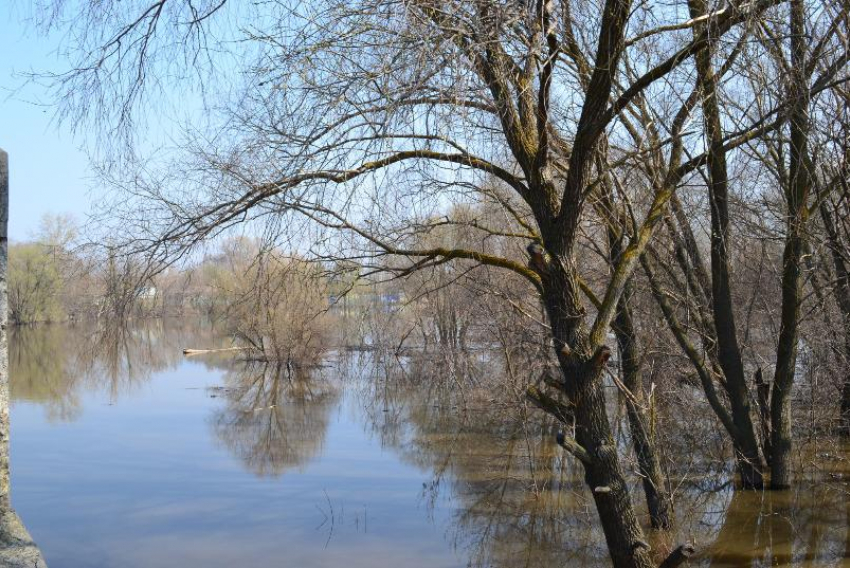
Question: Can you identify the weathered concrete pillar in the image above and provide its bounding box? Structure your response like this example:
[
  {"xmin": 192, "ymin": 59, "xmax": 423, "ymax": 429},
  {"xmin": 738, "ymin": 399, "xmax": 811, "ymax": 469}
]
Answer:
[
  {"xmin": 0, "ymin": 147, "xmax": 9, "ymax": 511},
  {"xmin": 0, "ymin": 147, "xmax": 48, "ymax": 568}
]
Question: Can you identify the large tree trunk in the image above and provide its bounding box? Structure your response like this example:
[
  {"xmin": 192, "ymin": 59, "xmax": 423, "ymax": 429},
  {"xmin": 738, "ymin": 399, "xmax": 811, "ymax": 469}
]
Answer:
[
  {"xmin": 769, "ymin": 0, "xmax": 811, "ymax": 489},
  {"xmin": 770, "ymin": 224, "xmax": 806, "ymax": 489},
  {"xmin": 541, "ymin": 261, "xmax": 655, "ymax": 568},
  {"xmin": 769, "ymin": 235, "xmax": 804, "ymax": 489},
  {"xmin": 688, "ymin": 0, "xmax": 765, "ymax": 489}
]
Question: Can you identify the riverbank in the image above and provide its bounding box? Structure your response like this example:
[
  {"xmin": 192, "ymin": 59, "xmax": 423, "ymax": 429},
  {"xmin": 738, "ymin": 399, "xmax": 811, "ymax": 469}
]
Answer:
[{"xmin": 0, "ymin": 509, "xmax": 47, "ymax": 567}]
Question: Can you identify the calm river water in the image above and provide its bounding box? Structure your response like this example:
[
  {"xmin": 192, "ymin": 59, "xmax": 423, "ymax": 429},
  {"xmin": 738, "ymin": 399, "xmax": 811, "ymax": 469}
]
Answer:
[{"xmin": 7, "ymin": 321, "xmax": 850, "ymax": 567}]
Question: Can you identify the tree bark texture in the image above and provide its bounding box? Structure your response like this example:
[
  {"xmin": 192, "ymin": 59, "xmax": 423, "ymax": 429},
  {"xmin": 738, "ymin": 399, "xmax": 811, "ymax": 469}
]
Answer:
[
  {"xmin": 769, "ymin": 0, "xmax": 811, "ymax": 489},
  {"xmin": 689, "ymin": 0, "xmax": 765, "ymax": 489},
  {"xmin": 541, "ymin": 261, "xmax": 655, "ymax": 568}
]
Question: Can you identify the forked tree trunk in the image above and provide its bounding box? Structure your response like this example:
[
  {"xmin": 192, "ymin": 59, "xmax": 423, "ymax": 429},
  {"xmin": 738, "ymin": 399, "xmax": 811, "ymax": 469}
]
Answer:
[
  {"xmin": 689, "ymin": 0, "xmax": 765, "ymax": 489},
  {"xmin": 769, "ymin": 0, "xmax": 811, "ymax": 490},
  {"xmin": 554, "ymin": 352, "xmax": 655, "ymax": 568},
  {"xmin": 541, "ymin": 263, "xmax": 655, "ymax": 568}
]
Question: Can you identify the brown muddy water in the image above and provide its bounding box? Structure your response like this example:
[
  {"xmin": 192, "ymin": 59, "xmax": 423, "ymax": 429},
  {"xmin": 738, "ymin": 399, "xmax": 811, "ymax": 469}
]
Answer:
[{"xmin": 7, "ymin": 321, "xmax": 850, "ymax": 567}]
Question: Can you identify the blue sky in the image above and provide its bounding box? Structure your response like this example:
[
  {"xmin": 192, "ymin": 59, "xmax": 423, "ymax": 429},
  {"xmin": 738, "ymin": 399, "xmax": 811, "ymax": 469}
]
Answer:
[{"xmin": 1, "ymin": 7, "xmax": 93, "ymax": 241}]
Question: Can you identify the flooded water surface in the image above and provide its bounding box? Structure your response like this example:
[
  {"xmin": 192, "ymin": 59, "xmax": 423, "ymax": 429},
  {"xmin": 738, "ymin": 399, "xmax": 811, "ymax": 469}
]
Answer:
[{"xmin": 8, "ymin": 322, "xmax": 850, "ymax": 567}]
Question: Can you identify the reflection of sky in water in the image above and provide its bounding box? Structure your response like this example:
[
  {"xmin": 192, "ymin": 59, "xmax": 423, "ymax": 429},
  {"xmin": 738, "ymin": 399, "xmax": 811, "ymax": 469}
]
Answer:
[
  {"xmin": 7, "ymin": 324, "xmax": 850, "ymax": 568},
  {"xmin": 10, "ymin": 350, "xmax": 462, "ymax": 567}
]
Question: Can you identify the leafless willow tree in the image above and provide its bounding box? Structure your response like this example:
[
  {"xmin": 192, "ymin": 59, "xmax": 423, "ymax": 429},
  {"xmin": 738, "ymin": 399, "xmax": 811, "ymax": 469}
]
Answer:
[
  {"xmin": 807, "ymin": 92, "xmax": 850, "ymax": 437},
  {"xmin": 30, "ymin": 0, "xmax": 850, "ymax": 565},
  {"xmin": 639, "ymin": 0, "xmax": 850, "ymax": 490}
]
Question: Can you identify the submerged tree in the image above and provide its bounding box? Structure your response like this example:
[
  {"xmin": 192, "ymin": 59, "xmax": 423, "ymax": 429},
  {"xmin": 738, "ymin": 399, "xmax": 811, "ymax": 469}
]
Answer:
[
  {"xmin": 641, "ymin": 0, "xmax": 850, "ymax": 489},
  {"xmin": 29, "ymin": 0, "xmax": 850, "ymax": 565},
  {"xmin": 808, "ymin": 95, "xmax": 850, "ymax": 437},
  {"xmin": 199, "ymin": 237, "xmax": 332, "ymax": 364}
]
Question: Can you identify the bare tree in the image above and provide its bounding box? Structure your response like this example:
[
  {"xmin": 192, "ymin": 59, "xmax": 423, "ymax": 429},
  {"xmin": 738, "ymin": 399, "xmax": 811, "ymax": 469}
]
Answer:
[
  {"xmin": 30, "ymin": 0, "xmax": 850, "ymax": 564},
  {"xmin": 636, "ymin": 0, "xmax": 850, "ymax": 489},
  {"xmin": 807, "ymin": 91, "xmax": 850, "ymax": 436}
]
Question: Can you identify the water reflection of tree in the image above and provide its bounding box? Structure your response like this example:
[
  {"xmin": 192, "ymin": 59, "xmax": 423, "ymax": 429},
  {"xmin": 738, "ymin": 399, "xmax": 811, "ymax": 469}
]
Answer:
[
  {"xmin": 703, "ymin": 449, "xmax": 850, "ymax": 568},
  {"xmin": 10, "ymin": 325, "xmax": 83, "ymax": 421},
  {"xmin": 353, "ymin": 350, "xmax": 850, "ymax": 568},
  {"xmin": 9, "ymin": 319, "xmax": 219, "ymax": 420},
  {"xmin": 210, "ymin": 362, "xmax": 337, "ymax": 477},
  {"xmin": 354, "ymin": 350, "xmax": 609, "ymax": 567}
]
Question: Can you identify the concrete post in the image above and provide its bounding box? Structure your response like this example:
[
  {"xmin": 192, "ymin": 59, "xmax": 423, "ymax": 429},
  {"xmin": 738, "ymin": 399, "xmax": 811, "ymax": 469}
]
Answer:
[
  {"xmin": 0, "ymin": 147, "xmax": 48, "ymax": 567},
  {"xmin": 0, "ymin": 148, "xmax": 9, "ymax": 511}
]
